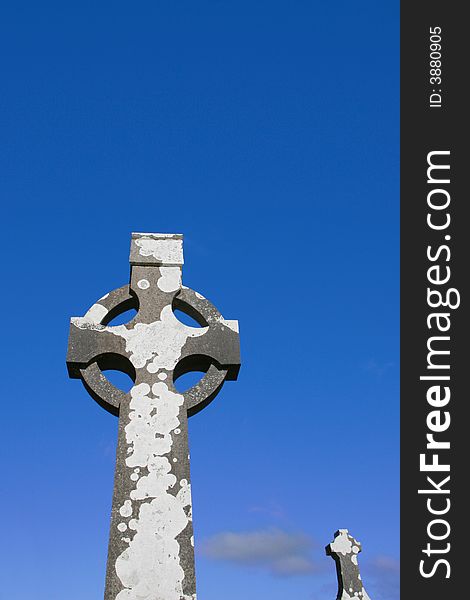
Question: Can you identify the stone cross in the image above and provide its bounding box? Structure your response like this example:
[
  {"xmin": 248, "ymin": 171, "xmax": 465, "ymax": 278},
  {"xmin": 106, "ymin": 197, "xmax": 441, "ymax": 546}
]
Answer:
[
  {"xmin": 326, "ymin": 530, "xmax": 372, "ymax": 600},
  {"xmin": 67, "ymin": 233, "xmax": 240, "ymax": 600}
]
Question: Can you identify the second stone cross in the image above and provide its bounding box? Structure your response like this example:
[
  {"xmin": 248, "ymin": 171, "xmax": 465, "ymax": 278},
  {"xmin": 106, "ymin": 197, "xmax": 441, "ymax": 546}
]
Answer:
[{"xmin": 67, "ymin": 233, "xmax": 241, "ymax": 600}]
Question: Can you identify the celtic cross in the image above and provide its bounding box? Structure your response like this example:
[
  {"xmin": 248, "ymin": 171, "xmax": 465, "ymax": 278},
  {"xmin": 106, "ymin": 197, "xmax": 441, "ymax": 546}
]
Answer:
[
  {"xmin": 67, "ymin": 233, "xmax": 240, "ymax": 600},
  {"xmin": 326, "ymin": 530, "xmax": 372, "ymax": 600}
]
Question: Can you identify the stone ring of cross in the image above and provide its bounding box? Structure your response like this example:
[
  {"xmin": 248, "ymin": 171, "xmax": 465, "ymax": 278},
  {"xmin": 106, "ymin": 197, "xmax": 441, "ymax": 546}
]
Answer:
[
  {"xmin": 67, "ymin": 274, "xmax": 240, "ymax": 418},
  {"xmin": 66, "ymin": 233, "xmax": 240, "ymax": 600}
]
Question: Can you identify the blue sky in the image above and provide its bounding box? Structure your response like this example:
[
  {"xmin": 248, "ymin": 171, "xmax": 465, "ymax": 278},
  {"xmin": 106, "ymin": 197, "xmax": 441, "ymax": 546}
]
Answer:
[{"xmin": 1, "ymin": 2, "xmax": 399, "ymax": 599}]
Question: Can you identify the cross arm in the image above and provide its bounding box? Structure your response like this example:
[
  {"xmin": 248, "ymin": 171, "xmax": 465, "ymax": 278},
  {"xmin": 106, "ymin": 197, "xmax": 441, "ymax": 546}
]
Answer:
[
  {"xmin": 175, "ymin": 286, "xmax": 240, "ymax": 379},
  {"xmin": 66, "ymin": 321, "xmax": 127, "ymax": 378},
  {"xmin": 178, "ymin": 326, "xmax": 240, "ymax": 379},
  {"xmin": 66, "ymin": 284, "xmax": 135, "ymax": 378},
  {"xmin": 66, "ymin": 285, "xmax": 137, "ymax": 414}
]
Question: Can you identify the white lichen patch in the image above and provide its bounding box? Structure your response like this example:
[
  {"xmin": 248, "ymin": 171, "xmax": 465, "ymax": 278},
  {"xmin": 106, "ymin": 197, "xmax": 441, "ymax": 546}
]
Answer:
[
  {"xmin": 114, "ymin": 382, "xmax": 194, "ymax": 600},
  {"xmin": 128, "ymin": 519, "xmax": 138, "ymax": 531},
  {"xmin": 134, "ymin": 238, "xmax": 183, "ymax": 265},
  {"xmin": 82, "ymin": 303, "xmax": 108, "ymax": 324},
  {"xmin": 107, "ymin": 305, "xmax": 207, "ymax": 371},
  {"xmin": 330, "ymin": 530, "xmax": 353, "ymax": 555},
  {"xmin": 119, "ymin": 500, "xmax": 132, "ymax": 518},
  {"xmin": 177, "ymin": 479, "xmax": 192, "ymax": 520},
  {"xmin": 157, "ymin": 266, "xmax": 182, "ymax": 293},
  {"xmin": 217, "ymin": 317, "xmax": 239, "ymax": 333},
  {"xmin": 137, "ymin": 279, "xmax": 150, "ymax": 290}
]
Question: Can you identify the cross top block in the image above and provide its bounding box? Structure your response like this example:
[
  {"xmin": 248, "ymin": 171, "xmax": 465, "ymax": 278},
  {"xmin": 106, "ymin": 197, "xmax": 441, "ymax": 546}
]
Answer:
[
  {"xmin": 130, "ymin": 232, "xmax": 184, "ymax": 266},
  {"xmin": 66, "ymin": 233, "xmax": 240, "ymax": 600}
]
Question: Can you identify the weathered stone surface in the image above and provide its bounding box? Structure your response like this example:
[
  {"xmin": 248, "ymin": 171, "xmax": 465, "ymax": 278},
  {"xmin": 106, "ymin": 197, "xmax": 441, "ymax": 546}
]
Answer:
[
  {"xmin": 326, "ymin": 530, "xmax": 371, "ymax": 600},
  {"xmin": 67, "ymin": 233, "xmax": 240, "ymax": 600}
]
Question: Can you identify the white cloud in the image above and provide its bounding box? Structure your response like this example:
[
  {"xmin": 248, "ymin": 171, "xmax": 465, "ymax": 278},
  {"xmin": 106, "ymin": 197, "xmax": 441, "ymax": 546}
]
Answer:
[{"xmin": 200, "ymin": 528, "xmax": 321, "ymax": 577}]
